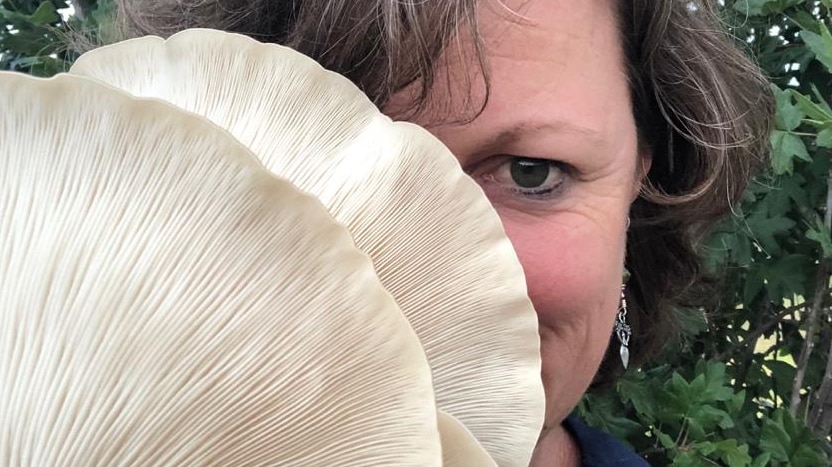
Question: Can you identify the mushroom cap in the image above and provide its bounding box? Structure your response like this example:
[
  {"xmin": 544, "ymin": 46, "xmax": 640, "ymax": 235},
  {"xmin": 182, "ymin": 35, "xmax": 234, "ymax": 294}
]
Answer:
[
  {"xmin": 438, "ymin": 411, "xmax": 498, "ymax": 467},
  {"xmin": 0, "ymin": 72, "xmax": 441, "ymax": 466},
  {"xmin": 71, "ymin": 29, "xmax": 545, "ymax": 466}
]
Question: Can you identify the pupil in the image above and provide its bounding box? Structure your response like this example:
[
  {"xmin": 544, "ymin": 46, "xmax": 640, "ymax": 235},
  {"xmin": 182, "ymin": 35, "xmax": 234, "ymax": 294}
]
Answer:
[{"xmin": 510, "ymin": 159, "xmax": 549, "ymax": 188}]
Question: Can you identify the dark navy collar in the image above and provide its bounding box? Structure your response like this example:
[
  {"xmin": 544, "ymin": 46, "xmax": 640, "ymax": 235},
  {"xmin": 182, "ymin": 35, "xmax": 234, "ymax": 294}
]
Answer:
[{"xmin": 562, "ymin": 415, "xmax": 651, "ymax": 467}]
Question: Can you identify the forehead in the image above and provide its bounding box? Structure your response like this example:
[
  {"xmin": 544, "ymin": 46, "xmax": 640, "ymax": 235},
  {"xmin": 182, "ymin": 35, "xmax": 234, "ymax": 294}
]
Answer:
[
  {"xmin": 475, "ymin": 0, "xmax": 630, "ymax": 125},
  {"xmin": 417, "ymin": 0, "xmax": 635, "ymax": 166}
]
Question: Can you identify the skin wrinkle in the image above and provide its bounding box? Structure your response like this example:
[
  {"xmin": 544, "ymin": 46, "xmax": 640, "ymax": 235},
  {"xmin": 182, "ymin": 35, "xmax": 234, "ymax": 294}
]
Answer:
[{"xmin": 479, "ymin": 122, "xmax": 606, "ymax": 152}]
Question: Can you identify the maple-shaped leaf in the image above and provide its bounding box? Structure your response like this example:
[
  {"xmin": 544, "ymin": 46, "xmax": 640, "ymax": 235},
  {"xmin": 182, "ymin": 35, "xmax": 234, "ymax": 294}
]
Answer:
[
  {"xmin": 771, "ymin": 130, "xmax": 811, "ymax": 175},
  {"xmin": 745, "ymin": 208, "xmax": 796, "ymax": 255},
  {"xmin": 801, "ymin": 21, "xmax": 832, "ymax": 73},
  {"xmin": 774, "ymin": 85, "xmax": 805, "ymax": 131}
]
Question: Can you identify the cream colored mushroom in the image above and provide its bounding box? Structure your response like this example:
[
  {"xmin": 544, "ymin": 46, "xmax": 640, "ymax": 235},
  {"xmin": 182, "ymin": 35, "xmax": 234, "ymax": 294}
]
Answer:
[
  {"xmin": 438, "ymin": 411, "xmax": 498, "ymax": 467},
  {"xmin": 71, "ymin": 29, "xmax": 545, "ymax": 466},
  {"xmin": 0, "ymin": 71, "xmax": 441, "ymax": 466}
]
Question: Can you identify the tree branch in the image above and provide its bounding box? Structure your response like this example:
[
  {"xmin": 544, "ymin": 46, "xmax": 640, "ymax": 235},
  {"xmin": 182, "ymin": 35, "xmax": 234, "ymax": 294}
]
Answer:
[
  {"xmin": 810, "ymin": 330, "xmax": 832, "ymax": 435},
  {"xmin": 715, "ymin": 301, "xmax": 809, "ymax": 362},
  {"xmin": 808, "ymin": 163, "xmax": 832, "ymax": 433},
  {"xmin": 790, "ymin": 161, "xmax": 832, "ymax": 416},
  {"xmin": 789, "ymin": 283, "xmax": 824, "ymax": 415}
]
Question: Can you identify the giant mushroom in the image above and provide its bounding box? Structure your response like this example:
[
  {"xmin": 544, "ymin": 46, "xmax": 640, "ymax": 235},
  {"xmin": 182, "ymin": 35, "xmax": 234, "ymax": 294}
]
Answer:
[
  {"xmin": 71, "ymin": 30, "xmax": 545, "ymax": 466},
  {"xmin": 0, "ymin": 72, "xmax": 451, "ymax": 465}
]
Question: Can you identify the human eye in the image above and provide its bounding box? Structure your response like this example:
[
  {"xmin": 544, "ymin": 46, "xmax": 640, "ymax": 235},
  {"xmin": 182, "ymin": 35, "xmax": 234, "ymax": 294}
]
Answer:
[{"xmin": 475, "ymin": 156, "xmax": 569, "ymax": 200}]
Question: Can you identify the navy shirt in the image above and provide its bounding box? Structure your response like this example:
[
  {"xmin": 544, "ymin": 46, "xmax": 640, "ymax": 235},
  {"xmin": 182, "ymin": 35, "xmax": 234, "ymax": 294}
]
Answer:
[{"xmin": 562, "ymin": 416, "xmax": 651, "ymax": 467}]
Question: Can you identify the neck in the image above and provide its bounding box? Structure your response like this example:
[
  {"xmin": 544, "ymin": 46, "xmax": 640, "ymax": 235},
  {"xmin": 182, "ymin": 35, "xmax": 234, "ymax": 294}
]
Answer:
[{"xmin": 529, "ymin": 424, "xmax": 581, "ymax": 467}]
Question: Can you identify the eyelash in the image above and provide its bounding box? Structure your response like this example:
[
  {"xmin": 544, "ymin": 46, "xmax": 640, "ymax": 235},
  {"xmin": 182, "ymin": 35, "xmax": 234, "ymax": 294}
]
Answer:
[{"xmin": 512, "ymin": 184, "xmax": 558, "ymax": 198}]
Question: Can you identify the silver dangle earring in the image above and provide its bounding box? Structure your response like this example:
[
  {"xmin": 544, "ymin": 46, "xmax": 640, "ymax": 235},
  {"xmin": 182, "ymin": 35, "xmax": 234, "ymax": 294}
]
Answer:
[{"xmin": 615, "ymin": 285, "xmax": 631, "ymax": 370}]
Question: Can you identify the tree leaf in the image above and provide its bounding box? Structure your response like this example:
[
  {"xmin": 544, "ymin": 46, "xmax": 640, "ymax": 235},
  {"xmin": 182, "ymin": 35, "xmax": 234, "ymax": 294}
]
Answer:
[
  {"xmin": 770, "ymin": 130, "xmax": 811, "ymax": 174},
  {"xmin": 792, "ymin": 443, "xmax": 828, "ymax": 467},
  {"xmin": 817, "ymin": 128, "xmax": 832, "ymax": 148},
  {"xmin": 773, "ymin": 85, "xmax": 805, "ymax": 131},
  {"xmin": 790, "ymin": 89, "xmax": 832, "ymax": 122},
  {"xmin": 764, "ymin": 359, "xmax": 798, "ymax": 398},
  {"xmin": 29, "ymin": 1, "xmax": 59, "ymax": 26},
  {"xmin": 692, "ymin": 440, "xmax": 717, "ymax": 456},
  {"xmin": 577, "ymin": 394, "xmax": 644, "ymax": 443},
  {"xmin": 669, "ymin": 372, "xmax": 693, "ymax": 407},
  {"xmin": 714, "ymin": 439, "xmax": 752, "ymax": 467},
  {"xmin": 790, "ymin": 10, "xmax": 820, "ymax": 33},
  {"xmin": 692, "ymin": 404, "xmax": 735, "ymax": 431},
  {"xmin": 745, "ymin": 208, "xmax": 796, "ymax": 254},
  {"xmin": 742, "ymin": 268, "xmax": 765, "ymax": 303},
  {"xmin": 727, "ymin": 389, "xmax": 746, "ymax": 415},
  {"xmin": 671, "ymin": 450, "xmax": 712, "ymax": 467},
  {"xmin": 655, "ymin": 428, "xmax": 676, "ymax": 450},
  {"xmin": 810, "ymin": 83, "xmax": 832, "ymax": 115},
  {"xmin": 806, "ymin": 221, "xmax": 832, "ymax": 258},
  {"xmin": 751, "ymin": 452, "xmax": 772, "ymax": 467},
  {"xmin": 762, "ymin": 254, "xmax": 811, "ymax": 299},
  {"xmin": 618, "ymin": 375, "xmax": 658, "ymax": 421},
  {"xmin": 760, "ymin": 418, "xmax": 791, "ymax": 462},
  {"xmin": 801, "ymin": 21, "xmax": 832, "ymax": 73}
]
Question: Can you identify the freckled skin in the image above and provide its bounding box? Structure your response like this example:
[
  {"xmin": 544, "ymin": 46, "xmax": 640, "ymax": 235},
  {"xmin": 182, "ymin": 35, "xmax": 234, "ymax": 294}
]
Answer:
[{"xmin": 391, "ymin": 0, "xmax": 646, "ymax": 462}]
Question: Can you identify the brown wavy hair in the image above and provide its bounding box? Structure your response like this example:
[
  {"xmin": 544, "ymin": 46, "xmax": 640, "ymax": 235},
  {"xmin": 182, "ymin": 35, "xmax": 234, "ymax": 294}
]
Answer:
[{"xmin": 108, "ymin": 0, "xmax": 774, "ymax": 385}]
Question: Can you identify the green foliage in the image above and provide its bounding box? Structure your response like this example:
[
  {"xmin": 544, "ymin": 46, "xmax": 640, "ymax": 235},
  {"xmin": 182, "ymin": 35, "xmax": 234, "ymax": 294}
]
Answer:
[
  {"xmin": 3, "ymin": 0, "xmax": 832, "ymax": 465},
  {"xmin": 1, "ymin": 0, "xmax": 113, "ymax": 75},
  {"xmin": 1, "ymin": 0, "xmax": 69, "ymax": 75},
  {"xmin": 581, "ymin": 1, "xmax": 832, "ymax": 464},
  {"xmin": 581, "ymin": 362, "xmax": 829, "ymax": 465}
]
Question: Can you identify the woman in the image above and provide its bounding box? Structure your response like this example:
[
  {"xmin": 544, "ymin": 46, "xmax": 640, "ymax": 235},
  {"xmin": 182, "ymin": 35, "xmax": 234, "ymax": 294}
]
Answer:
[{"xmin": 112, "ymin": 0, "xmax": 773, "ymax": 464}]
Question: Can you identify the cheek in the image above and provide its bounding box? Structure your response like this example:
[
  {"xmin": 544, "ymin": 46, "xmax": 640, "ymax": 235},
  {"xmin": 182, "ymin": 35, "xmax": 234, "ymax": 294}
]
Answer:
[
  {"xmin": 499, "ymin": 212, "xmax": 627, "ymax": 420},
  {"xmin": 499, "ymin": 214, "xmax": 626, "ymax": 331}
]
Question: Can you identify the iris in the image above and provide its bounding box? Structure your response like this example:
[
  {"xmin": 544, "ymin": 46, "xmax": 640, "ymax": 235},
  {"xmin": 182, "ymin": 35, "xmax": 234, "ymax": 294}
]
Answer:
[{"xmin": 510, "ymin": 158, "xmax": 551, "ymax": 189}]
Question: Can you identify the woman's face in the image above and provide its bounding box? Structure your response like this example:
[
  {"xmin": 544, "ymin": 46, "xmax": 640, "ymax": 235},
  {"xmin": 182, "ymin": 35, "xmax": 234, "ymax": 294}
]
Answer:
[{"xmin": 394, "ymin": 0, "xmax": 643, "ymax": 426}]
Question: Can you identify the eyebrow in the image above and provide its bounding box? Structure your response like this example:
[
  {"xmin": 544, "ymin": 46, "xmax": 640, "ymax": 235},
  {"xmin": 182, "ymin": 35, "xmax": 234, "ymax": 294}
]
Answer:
[{"xmin": 480, "ymin": 120, "xmax": 603, "ymax": 151}]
